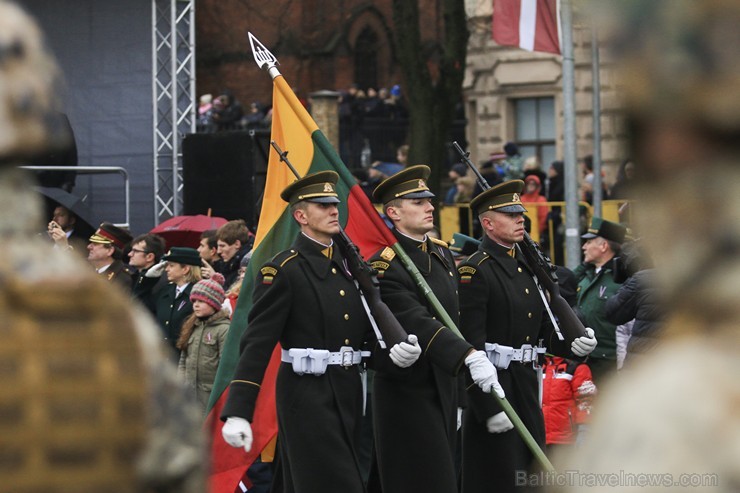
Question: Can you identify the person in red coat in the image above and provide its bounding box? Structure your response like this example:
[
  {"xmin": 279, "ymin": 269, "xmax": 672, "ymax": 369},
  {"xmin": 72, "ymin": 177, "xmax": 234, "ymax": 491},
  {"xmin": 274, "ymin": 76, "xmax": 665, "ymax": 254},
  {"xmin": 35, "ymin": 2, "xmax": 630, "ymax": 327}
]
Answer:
[
  {"xmin": 521, "ymin": 174, "xmax": 549, "ymax": 238},
  {"xmin": 541, "ymin": 356, "xmax": 597, "ymax": 455}
]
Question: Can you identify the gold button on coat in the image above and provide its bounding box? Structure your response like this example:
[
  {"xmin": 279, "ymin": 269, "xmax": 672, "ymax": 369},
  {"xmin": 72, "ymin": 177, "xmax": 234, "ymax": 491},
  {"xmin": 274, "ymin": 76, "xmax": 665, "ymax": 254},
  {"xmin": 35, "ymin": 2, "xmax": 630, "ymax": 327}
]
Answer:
[
  {"xmin": 525, "ymin": 288, "xmax": 529, "ymax": 294},
  {"xmin": 339, "ymin": 290, "xmax": 345, "ymax": 296},
  {"xmin": 517, "ymin": 267, "xmax": 523, "ymax": 273},
  {"xmin": 332, "ymin": 268, "xmax": 337, "ymax": 274},
  {"xmin": 528, "ymin": 312, "xmax": 533, "ymax": 318},
  {"xmin": 344, "ymin": 314, "xmax": 349, "ymax": 320}
]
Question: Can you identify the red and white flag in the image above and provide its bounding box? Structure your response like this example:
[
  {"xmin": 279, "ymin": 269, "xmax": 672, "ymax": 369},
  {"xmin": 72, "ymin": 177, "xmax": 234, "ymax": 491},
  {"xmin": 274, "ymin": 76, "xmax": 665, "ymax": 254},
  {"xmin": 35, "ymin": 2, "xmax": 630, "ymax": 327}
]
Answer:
[{"xmin": 492, "ymin": 0, "xmax": 561, "ymax": 55}]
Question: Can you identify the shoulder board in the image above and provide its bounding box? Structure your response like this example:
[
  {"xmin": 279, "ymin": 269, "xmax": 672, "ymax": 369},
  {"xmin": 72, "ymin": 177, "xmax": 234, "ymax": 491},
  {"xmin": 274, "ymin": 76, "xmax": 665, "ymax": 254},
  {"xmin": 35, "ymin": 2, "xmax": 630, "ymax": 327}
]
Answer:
[
  {"xmin": 429, "ymin": 237, "xmax": 448, "ymax": 248},
  {"xmin": 270, "ymin": 249, "xmax": 299, "ymax": 267},
  {"xmin": 380, "ymin": 247, "xmax": 396, "ymax": 262},
  {"xmin": 371, "ymin": 260, "xmax": 390, "ymax": 272},
  {"xmin": 467, "ymin": 250, "xmax": 491, "ymax": 266}
]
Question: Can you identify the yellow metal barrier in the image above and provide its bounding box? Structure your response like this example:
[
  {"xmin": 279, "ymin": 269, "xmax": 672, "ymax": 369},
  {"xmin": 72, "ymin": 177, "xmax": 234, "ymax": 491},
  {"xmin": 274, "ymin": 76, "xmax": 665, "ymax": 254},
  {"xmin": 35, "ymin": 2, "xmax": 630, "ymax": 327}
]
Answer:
[{"xmin": 438, "ymin": 200, "xmax": 632, "ymax": 262}]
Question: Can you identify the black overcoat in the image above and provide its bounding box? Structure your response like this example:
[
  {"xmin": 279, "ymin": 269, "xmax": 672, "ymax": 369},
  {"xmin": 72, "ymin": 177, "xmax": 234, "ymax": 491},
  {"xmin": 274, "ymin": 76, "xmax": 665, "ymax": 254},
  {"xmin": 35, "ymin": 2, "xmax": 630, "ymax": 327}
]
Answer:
[
  {"xmin": 369, "ymin": 231, "xmax": 472, "ymax": 493},
  {"xmin": 155, "ymin": 282, "xmax": 194, "ymax": 349},
  {"xmin": 222, "ymin": 233, "xmax": 373, "ymax": 493},
  {"xmin": 457, "ymin": 236, "xmax": 569, "ymax": 493}
]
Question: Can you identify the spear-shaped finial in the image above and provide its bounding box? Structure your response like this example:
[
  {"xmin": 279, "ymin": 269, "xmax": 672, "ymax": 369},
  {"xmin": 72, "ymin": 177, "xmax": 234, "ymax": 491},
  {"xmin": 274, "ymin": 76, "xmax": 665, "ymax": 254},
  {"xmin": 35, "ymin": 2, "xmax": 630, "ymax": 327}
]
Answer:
[{"xmin": 248, "ymin": 32, "xmax": 281, "ymax": 79}]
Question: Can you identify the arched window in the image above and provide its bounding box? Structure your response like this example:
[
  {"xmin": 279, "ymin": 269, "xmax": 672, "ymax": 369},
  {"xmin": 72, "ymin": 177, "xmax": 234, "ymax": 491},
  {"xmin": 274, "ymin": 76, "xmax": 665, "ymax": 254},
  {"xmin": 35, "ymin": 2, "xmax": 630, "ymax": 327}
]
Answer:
[{"xmin": 354, "ymin": 27, "xmax": 378, "ymax": 90}]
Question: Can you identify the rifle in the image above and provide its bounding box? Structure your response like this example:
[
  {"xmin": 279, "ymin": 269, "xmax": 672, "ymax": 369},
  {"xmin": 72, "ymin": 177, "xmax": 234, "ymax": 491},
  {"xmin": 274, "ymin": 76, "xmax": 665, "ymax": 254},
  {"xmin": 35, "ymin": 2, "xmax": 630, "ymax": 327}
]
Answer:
[
  {"xmin": 452, "ymin": 141, "xmax": 587, "ymax": 342},
  {"xmin": 270, "ymin": 140, "xmax": 409, "ymax": 348}
]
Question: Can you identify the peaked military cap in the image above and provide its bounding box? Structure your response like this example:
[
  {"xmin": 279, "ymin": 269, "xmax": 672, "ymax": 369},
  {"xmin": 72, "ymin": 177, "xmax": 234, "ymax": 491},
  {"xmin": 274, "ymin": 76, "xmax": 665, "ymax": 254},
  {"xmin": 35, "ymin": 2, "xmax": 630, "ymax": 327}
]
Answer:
[
  {"xmin": 89, "ymin": 222, "xmax": 132, "ymax": 249},
  {"xmin": 280, "ymin": 170, "xmax": 341, "ymax": 205},
  {"xmin": 161, "ymin": 247, "xmax": 202, "ymax": 266},
  {"xmin": 372, "ymin": 164, "xmax": 435, "ymax": 204},
  {"xmin": 470, "ymin": 179, "xmax": 527, "ymax": 215},
  {"xmin": 581, "ymin": 217, "xmax": 627, "ymax": 244}
]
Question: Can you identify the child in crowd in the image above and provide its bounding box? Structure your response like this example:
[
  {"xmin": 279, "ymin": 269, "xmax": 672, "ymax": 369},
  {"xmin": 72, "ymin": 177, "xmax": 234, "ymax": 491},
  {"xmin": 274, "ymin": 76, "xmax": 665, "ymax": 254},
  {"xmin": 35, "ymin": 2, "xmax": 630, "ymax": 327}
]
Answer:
[
  {"xmin": 177, "ymin": 273, "xmax": 231, "ymax": 415},
  {"xmin": 542, "ymin": 356, "xmax": 597, "ymax": 456}
]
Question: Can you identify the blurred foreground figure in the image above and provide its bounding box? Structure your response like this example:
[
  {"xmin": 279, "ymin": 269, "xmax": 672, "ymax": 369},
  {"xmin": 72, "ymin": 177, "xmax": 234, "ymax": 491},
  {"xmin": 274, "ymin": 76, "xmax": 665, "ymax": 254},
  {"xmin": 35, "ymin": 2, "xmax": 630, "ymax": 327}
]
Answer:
[
  {"xmin": 549, "ymin": 1, "xmax": 740, "ymax": 492},
  {"xmin": 0, "ymin": 2, "xmax": 204, "ymax": 491}
]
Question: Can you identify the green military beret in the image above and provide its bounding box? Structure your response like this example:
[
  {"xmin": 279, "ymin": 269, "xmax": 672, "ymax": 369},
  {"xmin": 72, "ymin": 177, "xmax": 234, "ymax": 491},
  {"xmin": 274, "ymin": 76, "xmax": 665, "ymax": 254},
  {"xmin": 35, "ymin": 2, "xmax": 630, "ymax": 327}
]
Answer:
[
  {"xmin": 449, "ymin": 232, "xmax": 481, "ymax": 256},
  {"xmin": 581, "ymin": 217, "xmax": 627, "ymax": 244}
]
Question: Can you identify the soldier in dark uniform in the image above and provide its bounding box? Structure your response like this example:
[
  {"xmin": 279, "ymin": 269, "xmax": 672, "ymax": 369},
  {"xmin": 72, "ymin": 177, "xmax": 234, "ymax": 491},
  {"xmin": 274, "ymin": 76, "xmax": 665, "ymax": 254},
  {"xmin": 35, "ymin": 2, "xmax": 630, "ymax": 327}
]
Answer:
[
  {"xmin": 154, "ymin": 247, "xmax": 202, "ymax": 350},
  {"xmin": 221, "ymin": 171, "xmax": 376, "ymax": 493},
  {"xmin": 457, "ymin": 180, "xmax": 597, "ymax": 493},
  {"xmin": 86, "ymin": 222, "xmax": 135, "ymax": 290},
  {"xmin": 367, "ymin": 165, "xmax": 503, "ymax": 493}
]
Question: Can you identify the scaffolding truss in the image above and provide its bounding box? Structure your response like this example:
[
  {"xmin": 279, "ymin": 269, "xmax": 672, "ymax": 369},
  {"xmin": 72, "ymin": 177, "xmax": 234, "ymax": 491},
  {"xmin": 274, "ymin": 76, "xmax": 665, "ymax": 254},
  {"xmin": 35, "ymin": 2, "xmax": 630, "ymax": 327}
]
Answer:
[{"xmin": 152, "ymin": 0, "xmax": 195, "ymax": 223}]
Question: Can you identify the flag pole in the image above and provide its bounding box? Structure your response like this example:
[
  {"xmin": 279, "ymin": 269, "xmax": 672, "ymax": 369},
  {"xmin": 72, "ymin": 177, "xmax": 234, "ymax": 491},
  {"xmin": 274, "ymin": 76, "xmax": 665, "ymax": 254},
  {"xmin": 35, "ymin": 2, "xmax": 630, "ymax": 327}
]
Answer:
[
  {"xmin": 561, "ymin": 0, "xmax": 581, "ymax": 269},
  {"xmin": 247, "ymin": 32, "xmax": 555, "ymax": 473}
]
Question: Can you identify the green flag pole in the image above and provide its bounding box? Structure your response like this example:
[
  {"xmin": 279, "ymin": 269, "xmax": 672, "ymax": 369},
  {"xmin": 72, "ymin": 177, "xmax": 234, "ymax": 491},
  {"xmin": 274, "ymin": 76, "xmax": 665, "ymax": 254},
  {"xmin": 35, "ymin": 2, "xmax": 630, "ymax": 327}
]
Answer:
[
  {"xmin": 248, "ymin": 31, "xmax": 555, "ymax": 474},
  {"xmin": 390, "ymin": 244, "xmax": 555, "ymax": 473}
]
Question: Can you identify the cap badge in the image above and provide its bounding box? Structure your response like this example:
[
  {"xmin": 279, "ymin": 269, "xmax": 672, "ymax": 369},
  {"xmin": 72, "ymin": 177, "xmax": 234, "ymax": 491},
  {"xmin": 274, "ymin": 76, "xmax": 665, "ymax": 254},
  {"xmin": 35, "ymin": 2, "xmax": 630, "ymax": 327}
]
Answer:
[
  {"xmin": 323, "ymin": 183, "xmax": 334, "ymax": 192},
  {"xmin": 512, "ymin": 193, "xmax": 520, "ymax": 202},
  {"xmin": 418, "ymin": 179, "xmax": 425, "ymax": 188}
]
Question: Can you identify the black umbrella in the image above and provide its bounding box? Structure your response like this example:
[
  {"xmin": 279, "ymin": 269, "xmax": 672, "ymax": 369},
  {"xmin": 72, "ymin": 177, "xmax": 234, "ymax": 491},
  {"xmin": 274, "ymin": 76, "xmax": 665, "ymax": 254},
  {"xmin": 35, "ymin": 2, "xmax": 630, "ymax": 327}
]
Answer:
[{"xmin": 35, "ymin": 186, "xmax": 98, "ymax": 239}]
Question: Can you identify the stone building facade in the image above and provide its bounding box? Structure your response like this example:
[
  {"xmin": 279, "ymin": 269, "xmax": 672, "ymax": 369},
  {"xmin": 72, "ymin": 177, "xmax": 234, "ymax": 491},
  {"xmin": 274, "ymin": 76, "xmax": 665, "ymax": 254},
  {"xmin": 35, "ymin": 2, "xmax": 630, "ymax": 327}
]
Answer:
[
  {"xmin": 196, "ymin": 0, "xmax": 628, "ymax": 185},
  {"xmin": 463, "ymin": 1, "xmax": 628, "ymax": 185}
]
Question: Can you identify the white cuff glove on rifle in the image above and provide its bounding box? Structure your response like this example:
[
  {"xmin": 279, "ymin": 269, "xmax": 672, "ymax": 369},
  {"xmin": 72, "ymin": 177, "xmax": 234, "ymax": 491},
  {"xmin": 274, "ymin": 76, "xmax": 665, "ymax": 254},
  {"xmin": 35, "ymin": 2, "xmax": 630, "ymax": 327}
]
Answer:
[
  {"xmin": 465, "ymin": 350, "xmax": 505, "ymax": 399},
  {"xmin": 145, "ymin": 260, "xmax": 167, "ymax": 278},
  {"xmin": 390, "ymin": 334, "xmax": 421, "ymax": 368},
  {"xmin": 571, "ymin": 327, "xmax": 597, "ymax": 357},
  {"xmin": 222, "ymin": 416, "xmax": 253, "ymax": 452},
  {"xmin": 486, "ymin": 411, "xmax": 514, "ymax": 434}
]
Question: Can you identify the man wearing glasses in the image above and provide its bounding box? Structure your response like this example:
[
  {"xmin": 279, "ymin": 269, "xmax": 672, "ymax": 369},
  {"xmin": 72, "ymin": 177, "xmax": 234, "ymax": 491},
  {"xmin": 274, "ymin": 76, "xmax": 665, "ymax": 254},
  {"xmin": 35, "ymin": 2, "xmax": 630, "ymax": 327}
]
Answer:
[{"xmin": 128, "ymin": 233, "xmax": 167, "ymax": 313}]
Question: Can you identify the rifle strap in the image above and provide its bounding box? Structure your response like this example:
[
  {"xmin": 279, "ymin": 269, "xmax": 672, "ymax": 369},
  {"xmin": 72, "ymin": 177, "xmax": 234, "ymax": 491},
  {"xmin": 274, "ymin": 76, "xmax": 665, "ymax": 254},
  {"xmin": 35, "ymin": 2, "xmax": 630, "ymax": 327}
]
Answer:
[
  {"xmin": 532, "ymin": 274, "xmax": 565, "ymax": 341},
  {"xmin": 353, "ymin": 280, "xmax": 387, "ymax": 349}
]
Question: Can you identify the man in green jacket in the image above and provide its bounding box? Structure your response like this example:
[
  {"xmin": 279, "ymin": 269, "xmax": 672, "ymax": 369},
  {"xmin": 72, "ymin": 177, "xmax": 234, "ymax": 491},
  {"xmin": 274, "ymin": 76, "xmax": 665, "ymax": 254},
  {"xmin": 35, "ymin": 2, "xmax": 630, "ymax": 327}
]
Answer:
[{"xmin": 572, "ymin": 217, "xmax": 627, "ymax": 385}]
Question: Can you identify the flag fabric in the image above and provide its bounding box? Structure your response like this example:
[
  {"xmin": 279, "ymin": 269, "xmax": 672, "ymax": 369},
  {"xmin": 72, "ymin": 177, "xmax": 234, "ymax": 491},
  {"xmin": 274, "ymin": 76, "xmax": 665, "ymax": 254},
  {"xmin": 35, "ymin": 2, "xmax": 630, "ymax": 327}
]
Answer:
[
  {"xmin": 205, "ymin": 73, "xmax": 397, "ymax": 493},
  {"xmin": 492, "ymin": 0, "xmax": 561, "ymax": 55}
]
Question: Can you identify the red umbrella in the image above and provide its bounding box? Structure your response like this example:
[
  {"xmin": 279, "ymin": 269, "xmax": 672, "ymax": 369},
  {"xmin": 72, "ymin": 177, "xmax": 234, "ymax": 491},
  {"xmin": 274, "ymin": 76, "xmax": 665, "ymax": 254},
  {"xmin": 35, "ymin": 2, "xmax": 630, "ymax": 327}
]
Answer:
[{"xmin": 150, "ymin": 214, "xmax": 228, "ymax": 249}]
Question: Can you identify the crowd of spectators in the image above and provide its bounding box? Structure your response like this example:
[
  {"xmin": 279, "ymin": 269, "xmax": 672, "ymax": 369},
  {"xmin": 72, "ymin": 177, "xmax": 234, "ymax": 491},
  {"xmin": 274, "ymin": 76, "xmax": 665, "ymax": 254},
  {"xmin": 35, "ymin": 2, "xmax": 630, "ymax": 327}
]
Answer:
[{"xmin": 196, "ymin": 83, "xmax": 408, "ymax": 134}]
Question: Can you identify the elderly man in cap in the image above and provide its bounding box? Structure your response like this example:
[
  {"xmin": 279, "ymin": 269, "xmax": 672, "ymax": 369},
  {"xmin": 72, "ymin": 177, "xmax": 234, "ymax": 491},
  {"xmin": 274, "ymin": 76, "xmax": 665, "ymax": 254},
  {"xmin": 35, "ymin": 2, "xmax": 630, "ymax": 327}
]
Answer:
[
  {"xmin": 572, "ymin": 217, "xmax": 627, "ymax": 385},
  {"xmin": 367, "ymin": 165, "xmax": 503, "ymax": 493},
  {"xmin": 457, "ymin": 180, "xmax": 596, "ymax": 493},
  {"xmin": 86, "ymin": 222, "xmax": 134, "ymax": 289},
  {"xmin": 221, "ymin": 171, "xmax": 376, "ymax": 492}
]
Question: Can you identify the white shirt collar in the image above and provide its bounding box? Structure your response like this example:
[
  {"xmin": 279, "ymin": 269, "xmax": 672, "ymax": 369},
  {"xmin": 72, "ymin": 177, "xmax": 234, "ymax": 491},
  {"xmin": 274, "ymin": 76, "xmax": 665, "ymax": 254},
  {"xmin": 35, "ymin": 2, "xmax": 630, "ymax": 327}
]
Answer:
[
  {"xmin": 301, "ymin": 232, "xmax": 334, "ymax": 249},
  {"xmin": 396, "ymin": 229, "xmax": 427, "ymax": 244}
]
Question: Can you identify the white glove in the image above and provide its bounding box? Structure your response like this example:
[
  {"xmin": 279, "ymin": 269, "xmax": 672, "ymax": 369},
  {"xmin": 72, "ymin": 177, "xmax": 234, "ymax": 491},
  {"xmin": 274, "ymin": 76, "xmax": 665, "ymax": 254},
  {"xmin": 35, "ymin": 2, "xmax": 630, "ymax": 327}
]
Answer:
[
  {"xmin": 486, "ymin": 411, "xmax": 514, "ymax": 434},
  {"xmin": 464, "ymin": 350, "xmax": 505, "ymax": 398},
  {"xmin": 389, "ymin": 334, "xmax": 421, "ymax": 368},
  {"xmin": 222, "ymin": 416, "xmax": 253, "ymax": 452},
  {"xmin": 571, "ymin": 327, "xmax": 597, "ymax": 357},
  {"xmin": 145, "ymin": 260, "xmax": 167, "ymax": 278}
]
